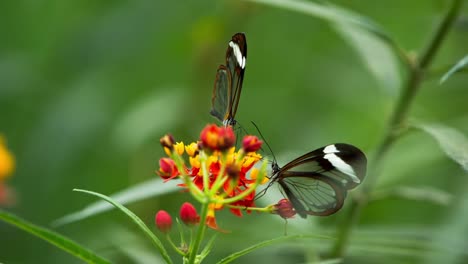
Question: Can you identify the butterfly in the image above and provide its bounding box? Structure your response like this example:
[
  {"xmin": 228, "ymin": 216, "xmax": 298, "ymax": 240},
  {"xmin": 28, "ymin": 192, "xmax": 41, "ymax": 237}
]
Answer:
[
  {"xmin": 210, "ymin": 33, "xmax": 247, "ymax": 127},
  {"xmin": 268, "ymin": 143, "xmax": 367, "ymax": 217}
]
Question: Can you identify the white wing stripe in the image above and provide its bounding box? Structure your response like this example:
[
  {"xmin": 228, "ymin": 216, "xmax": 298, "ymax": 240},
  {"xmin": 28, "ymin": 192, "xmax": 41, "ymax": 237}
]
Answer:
[
  {"xmin": 229, "ymin": 41, "xmax": 246, "ymax": 69},
  {"xmin": 324, "ymin": 153, "xmax": 360, "ymax": 184}
]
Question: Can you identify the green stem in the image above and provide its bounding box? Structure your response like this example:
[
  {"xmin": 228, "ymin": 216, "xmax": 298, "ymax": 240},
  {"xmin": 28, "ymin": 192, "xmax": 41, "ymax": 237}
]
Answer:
[
  {"xmin": 200, "ymin": 152, "xmax": 210, "ymax": 195},
  {"xmin": 209, "ymin": 153, "xmax": 228, "ymax": 196},
  {"xmin": 188, "ymin": 202, "xmax": 210, "ymax": 264},
  {"xmin": 226, "ymin": 205, "xmax": 271, "ymax": 213},
  {"xmin": 166, "ymin": 234, "xmax": 186, "ymax": 256},
  {"xmin": 330, "ymin": 0, "xmax": 463, "ymax": 258}
]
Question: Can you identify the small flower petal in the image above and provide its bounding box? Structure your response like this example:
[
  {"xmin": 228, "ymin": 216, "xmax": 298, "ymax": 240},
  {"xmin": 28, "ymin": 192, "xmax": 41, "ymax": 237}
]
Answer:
[
  {"xmin": 174, "ymin": 142, "xmax": 185, "ymax": 155},
  {"xmin": 249, "ymin": 168, "xmax": 268, "ymax": 185},
  {"xmin": 185, "ymin": 142, "xmax": 199, "ymax": 157},
  {"xmin": 189, "ymin": 156, "xmax": 200, "ymax": 169}
]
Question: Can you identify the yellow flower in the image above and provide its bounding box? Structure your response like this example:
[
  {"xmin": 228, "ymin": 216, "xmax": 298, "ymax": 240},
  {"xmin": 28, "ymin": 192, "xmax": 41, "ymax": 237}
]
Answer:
[
  {"xmin": 174, "ymin": 142, "xmax": 185, "ymax": 155},
  {"xmin": 189, "ymin": 156, "xmax": 201, "ymax": 168},
  {"xmin": 250, "ymin": 168, "xmax": 269, "ymax": 184},
  {"xmin": 242, "ymin": 153, "xmax": 262, "ymax": 168},
  {"xmin": 0, "ymin": 136, "xmax": 15, "ymax": 181},
  {"xmin": 185, "ymin": 142, "xmax": 199, "ymax": 157}
]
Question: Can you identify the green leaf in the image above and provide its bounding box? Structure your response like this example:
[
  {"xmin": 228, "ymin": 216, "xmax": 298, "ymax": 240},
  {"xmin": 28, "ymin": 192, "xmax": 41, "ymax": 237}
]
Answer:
[
  {"xmin": 348, "ymin": 227, "xmax": 468, "ymax": 258},
  {"xmin": 317, "ymin": 259, "xmax": 343, "ymax": 264},
  {"xmin": 333, "ymin": 22, "xmax": 401, "ymax": 93},
  {"xmin": 440, "ymin": 54, "xmax": 468, "ymax": 84},
  {"xmin": 112, "ymin": 89, "xmax": 186, "ymax": 153},
  {"xmin": 370, "ymin": 185, "xmax": 452, "ymax": 206},
  {"xmin": 216, "ymin": 234, "xmax": 333, "ymax": 264},
  {"xmin": 199, "ymin": 234, "xmax": 218, "ymax": 262},
  {"xmin": 106, "ymin": 224, "xmax": 165, "ymax": 263},
  {"xmin": 415, "ymin": 123, "xmax": 468, "ymax": 171},
  {"xmin": 0, "ymin": 209, "xmax": 110, "ymax": 264},
  {"xmin": 53, "ymin": 178, "xmax": 179, "ymax": 226},
  {"xmin": 73, "ymin": 188, "xmax": 173, "ymax": 264},
  {"xmin": 245, "ymin": 0, "xmax": 405, "ymax": 64},
  {"xmin": 424, "ymin": 184, "xmax": 468, "ymax": 264}
]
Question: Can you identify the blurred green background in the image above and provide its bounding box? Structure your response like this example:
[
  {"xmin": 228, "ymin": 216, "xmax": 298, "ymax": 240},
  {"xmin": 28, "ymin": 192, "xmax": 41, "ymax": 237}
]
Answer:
[{"xmin": 1, "ymin": 0, "xmax": 468, "ymax": 263}]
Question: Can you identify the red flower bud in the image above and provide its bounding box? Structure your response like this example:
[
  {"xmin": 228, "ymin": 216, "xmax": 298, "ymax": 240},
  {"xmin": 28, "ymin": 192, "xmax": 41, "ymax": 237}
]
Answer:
[
  {"xmin": 242, "ymin": 135, "xmax": 263, "ymax": 152},
  {"xmin": 273, "ymin": 199, "xmax": 296, "ymax": 219},
  {"xmin": 200, "ymin": 124, "xmax": 235, "ymax": 152},
  {"xmin": 155, "ymin": 210, "xmax": 172, "ymax": 233},
  {"xmin": 179, "ymin": 202, "xmax": 200, "ymax": 226},
  {"xmin": 0, "ymin": 184, "xmax": 15, "ymax": 206},
  {"xmin": 157, "ymin": 158, "xmax": 178, "ymax": 180}
]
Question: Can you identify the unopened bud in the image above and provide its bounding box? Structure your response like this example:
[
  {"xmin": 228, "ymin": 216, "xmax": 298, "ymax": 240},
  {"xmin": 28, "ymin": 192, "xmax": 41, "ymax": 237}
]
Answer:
[
  {"xmin": 273, "ymin": 199, "xmax": 296, "ymax": 219},
  {"xmin": 160, "ymin": 134, "xmax": 175, "ymax": 150},
  {"xmin": 179, "ymin": 202, "xmax": 200, "ymax": 226},
  {"xmin": 155, "ymin": 210, "xmax": 172, "ymax": 233}
]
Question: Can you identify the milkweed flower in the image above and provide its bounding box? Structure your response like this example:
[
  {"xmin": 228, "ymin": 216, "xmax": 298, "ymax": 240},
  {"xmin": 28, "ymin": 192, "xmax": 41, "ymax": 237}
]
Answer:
[
  {"xmin": 157, "ymin": 158, "xmax": 179, "ymax": 181},
  {"xmin": 157, "ymin": 124, "xmax": 268, "ymax": 230}
]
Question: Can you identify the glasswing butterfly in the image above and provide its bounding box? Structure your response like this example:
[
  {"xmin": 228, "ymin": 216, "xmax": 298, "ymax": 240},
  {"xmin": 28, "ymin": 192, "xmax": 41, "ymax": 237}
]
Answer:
[
  {"xmin": 210, "ymin": 33, "xmax": 247, "ymax": 127},
  {"xmin": 266, "ymin": 143, "xmax": 367, "ymax": 217}
]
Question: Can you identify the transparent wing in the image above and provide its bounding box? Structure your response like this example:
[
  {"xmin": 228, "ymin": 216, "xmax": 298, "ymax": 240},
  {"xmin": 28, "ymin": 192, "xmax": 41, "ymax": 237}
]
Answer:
[
  {"xmin": 210, "ymin": 65, "xmax": 232, "ymax": 122},
  {"xmin": 210, "ymin": 33, "xmax": 247, "ymax": 126},
  {"xmin": 279, "ymin": 175, "xmax": 345, "ymax": 218}
]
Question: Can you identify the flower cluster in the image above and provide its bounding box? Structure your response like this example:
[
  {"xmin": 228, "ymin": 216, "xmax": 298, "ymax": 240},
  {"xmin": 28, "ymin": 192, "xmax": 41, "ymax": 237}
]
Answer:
[{"xmin": 157, "ymin": 124, "xmax": 268, "ymax": 229}]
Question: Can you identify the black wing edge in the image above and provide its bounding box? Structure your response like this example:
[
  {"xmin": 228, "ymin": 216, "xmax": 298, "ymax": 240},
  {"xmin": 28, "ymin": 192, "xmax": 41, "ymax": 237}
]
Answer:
[
  {"xmin": 226, "ymin": 33, "xmax": 247, "ymax": 123},
  {"xmin": 332, "ymin": 143, "xmax": 367, "ymax": 189}
]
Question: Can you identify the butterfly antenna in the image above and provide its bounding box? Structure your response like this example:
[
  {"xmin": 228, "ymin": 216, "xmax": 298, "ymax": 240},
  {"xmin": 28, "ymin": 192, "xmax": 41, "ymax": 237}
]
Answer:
[
  {"xmin": 251, "ymin": 121, "xmax": 277, "ymax": 164},
  {"xmin": 236, "ymin": 121, "xmax": 250, "ymax": 137},
  {"xmin": 233, "ymin": 121, "xmax": 249, "ymax": 147}
]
